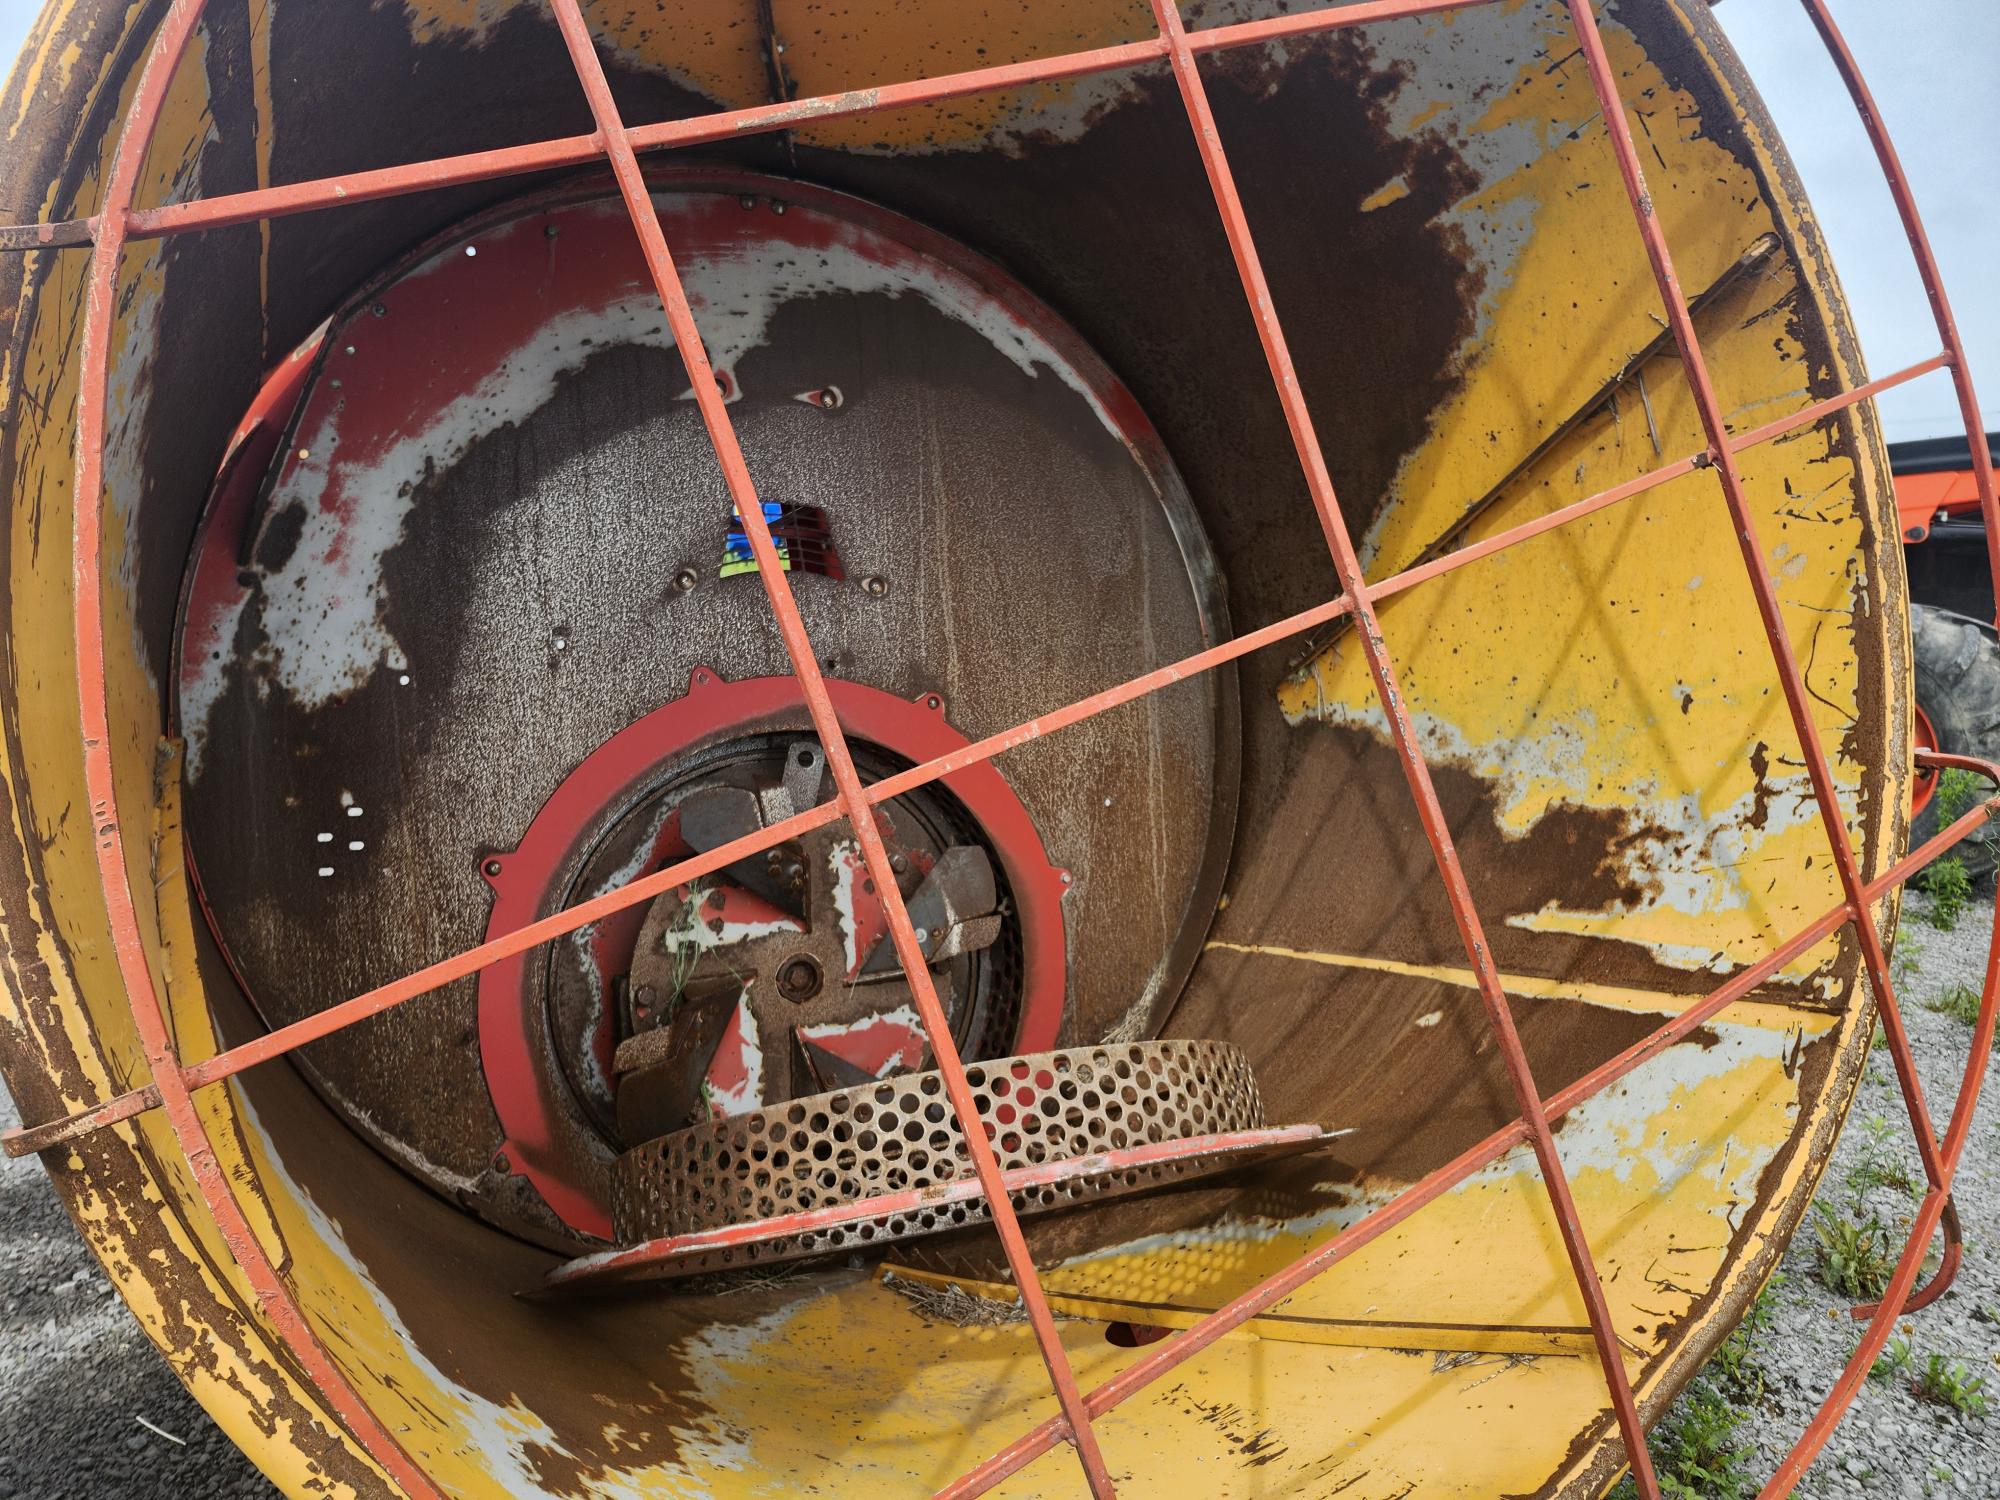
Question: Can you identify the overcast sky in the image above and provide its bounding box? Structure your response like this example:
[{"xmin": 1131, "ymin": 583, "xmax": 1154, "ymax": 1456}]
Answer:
[{"xmin": 0, "ymin": 0, "xmax": 1992, "ymax": 442}]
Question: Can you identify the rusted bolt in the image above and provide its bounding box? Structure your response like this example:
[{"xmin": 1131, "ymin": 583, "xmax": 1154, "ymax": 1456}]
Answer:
[
  {"xmin": 861, "ymin": 575, "xmax": 889, "ymax": 597},
  {"xmin": 673, "ymin": 567, "xmax": 698, "ymax": 593},
  {"xmin": 776, "ymin": 954, "xmax": 823, "ymax": 1003}
]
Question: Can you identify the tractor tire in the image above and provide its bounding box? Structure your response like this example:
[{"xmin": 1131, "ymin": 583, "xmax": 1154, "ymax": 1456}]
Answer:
[{"xmin": 1910, "ymin": 602, "xmax": 2000, "ymax": 881}]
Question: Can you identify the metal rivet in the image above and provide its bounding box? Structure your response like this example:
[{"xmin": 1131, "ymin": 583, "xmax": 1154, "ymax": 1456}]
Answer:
[
  {"xmin": 861, "ymin": 575, "xmax": 889, "ymax": 597},
  {"xmin": 484, "ymin": 858, "xmax": 503, "ymax": 877},
  {"xmin": 673, "ymin": 567, "xmax": 698, "ymax": 593}
]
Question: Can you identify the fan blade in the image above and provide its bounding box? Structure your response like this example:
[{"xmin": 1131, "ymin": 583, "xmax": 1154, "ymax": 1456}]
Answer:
[{"xmin": 860, "ymin": 846, "xmax": 998, "ymax": 974}]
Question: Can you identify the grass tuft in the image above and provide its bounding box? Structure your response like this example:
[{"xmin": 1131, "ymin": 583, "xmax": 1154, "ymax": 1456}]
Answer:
[
  {"xmin": 1846, "ymin": 1114, "xmax": 1920, "ymax": 1199},
  {"xmin": 1922, "ymin": 854, "xmax": 1973, "ymax": 930},
  {"xmin": 1608, "ymin": 1378, "xmax": 1756, "ymax": 1500},
  {"xmin": 1812, "ymin": 1201, "xmax": 1895, "ymax": 1301},
  {"xmin": 1912, "ymin": 1352, "xmax": 1990, "ymax": 1418},
  {"xmin": 1923, "ymin": 981, "xmax": 2000, "ymax": 1050}
]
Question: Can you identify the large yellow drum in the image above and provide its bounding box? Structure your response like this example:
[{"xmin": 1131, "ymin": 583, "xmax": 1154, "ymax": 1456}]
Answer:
[{"xmin": 0, "ymin": 2, "xmax": 1915, "ymax": 1494}]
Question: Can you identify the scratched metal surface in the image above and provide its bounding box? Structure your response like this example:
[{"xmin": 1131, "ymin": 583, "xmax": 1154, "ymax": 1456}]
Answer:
[{"xmin": 0, "ymin": 1, "xmax": 1905, "ymax": 1495}]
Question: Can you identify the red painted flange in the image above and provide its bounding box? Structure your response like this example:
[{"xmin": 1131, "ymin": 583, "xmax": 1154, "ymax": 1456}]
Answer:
[{"xmin": 476, "ymin": 667, "xmax": 1068, "ymax": 1237}]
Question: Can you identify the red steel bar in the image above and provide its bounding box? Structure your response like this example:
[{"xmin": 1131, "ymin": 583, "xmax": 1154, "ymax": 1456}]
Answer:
[
  {"xmin": 21, "ymin": 1, "xmax": 1997, "ymax": 1496},
  {"xmin": 1761, "ymin": 0, "xmax": 2000, "ymax": 1486},
  {"xmin": 1763, "ymin": 931, "xmax": 1998, "ymax": 1497},
  {"xmin": 1144, "ymin": 0, "xmax": 1658, "ymax": 1490},
  {"xmin": 545, "ymin": 1124, "xmax": 1324, "ymax": 1290},
  {"xmin": 939, "ymin": 758, "xmax": 2000, "ymax": 1498},
  {"xmin": 60, "ymin": 1, "xmax": 444, "ymax": 1494},
  {"xmin": 1797, "ymin": 1, "xmax": 2000, "ymax": 615},
  {"xmin": 935, "ymin": 1119, "xmax": 1537, "ymax": 1497},
  {"xmin": 1565, "ymin": 0, "xmax": 1946, "ymax": 1193},
  {"xmin": 1, "ymin": 0, "xmax": 1496, "ymax": 253},
  {"xmin": 540, "ymin": 1, "xmax": 1116, "ymax": 1489},
  {"xmin": 4, "ymin": 342, "xmax": 1947, "ymax": 1163}
]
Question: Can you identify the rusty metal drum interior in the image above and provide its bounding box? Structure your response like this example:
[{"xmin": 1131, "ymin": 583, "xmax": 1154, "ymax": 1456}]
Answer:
[{"xmin": 4, "ymin": 0, "xmax": 1990, "ymax": 1495}]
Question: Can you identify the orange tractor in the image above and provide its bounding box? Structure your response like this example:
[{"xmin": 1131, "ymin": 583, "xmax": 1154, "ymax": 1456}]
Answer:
[{"xmin": 1900, "ymin": 433, "xmax": 2000, "ymax": 870}]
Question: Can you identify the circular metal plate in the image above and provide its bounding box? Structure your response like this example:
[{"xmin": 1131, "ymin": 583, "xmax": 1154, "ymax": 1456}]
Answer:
[
  {"xmin": 173, "ymin": 175, "xmax": 1235, "ymax": 1244},
  {"xmin": 607, "ymin": 1040, "xmax": 1263, "ymax": 1272}
]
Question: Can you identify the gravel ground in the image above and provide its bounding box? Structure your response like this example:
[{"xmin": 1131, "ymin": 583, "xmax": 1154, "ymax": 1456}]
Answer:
[
  {"xmin": 1654, "ymin": 890, "xmax": 2000, "ymax": 1500},
  {"xmin": 0, "ymin": 1088, "xmax": 276, "ymax": 1499},
  {"xmin": 2, "ymin": 905, "xmax": 1996, "ymax": 1499}
]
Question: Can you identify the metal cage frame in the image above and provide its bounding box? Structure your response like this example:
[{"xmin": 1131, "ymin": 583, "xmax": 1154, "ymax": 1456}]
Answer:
[{"xmin": 3, "ymin": 1, "xmax": 1997, "ymax": 1495}]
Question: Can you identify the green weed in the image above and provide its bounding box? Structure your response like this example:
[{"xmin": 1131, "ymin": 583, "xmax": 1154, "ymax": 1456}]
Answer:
[
  {"xmin": 1813, "ymin": 1201, "xmax": 1895, "ymax": 1301},
  {"xmin": 1922, "ymin": 855, "xmax": 1973, "ymax": 930},
  {"xmin": 1846, "ymin": 1114, "xmax": 1920, "ymax": 1199},
  {"xmin": 1935, "ymin": 766, "xmax": 1984, "ymax": 823},
  {"xmin": 1912, "ymin": 1352, "xmax": 1990, "ymax": 1418},
  {"xmin": 1928, "ymin": 982, "xmax": 1982, "ymax": 1024},
  {"xmin": 1608, "ymin": 1379, "xmax": 1756, "ymax": 1500},
  {"xmin": 1870, "ymin": 1333, "xmax": 1915, "ymax": 1383},
  {"xmin": 1893, "ymin": 930, "xmax": 1926, "ymax": 983},
  {"xmin": 1924, "ymin": 981, "xmax": 2000, "ymax": 1050},
  {"xmin": 1710, "ymin": 1326, "xmax": 1764, "ymax": 1405}
]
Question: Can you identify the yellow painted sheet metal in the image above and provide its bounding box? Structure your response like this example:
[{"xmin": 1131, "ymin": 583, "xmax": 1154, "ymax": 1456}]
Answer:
[
  {"xmin": 1282, "ymin": 250, "xmax": 1883, "ymax": 987},
  {"xmin": 0, "ymin": 1, "xmax": 1895, "ymax": 1496}
]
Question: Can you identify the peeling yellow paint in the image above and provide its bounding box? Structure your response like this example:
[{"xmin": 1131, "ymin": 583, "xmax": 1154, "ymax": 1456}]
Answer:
[
  {"xmin": 1204, "ymin": 937, "xmax": 1841, "ymax": 1032},
  {"xmin": 1360, "ymin": 174, "xmax": 1412, "ymax": 212},
  {"xmin": 0, "ymin": 2, "xmax": 1899, "ymax": 1496}
]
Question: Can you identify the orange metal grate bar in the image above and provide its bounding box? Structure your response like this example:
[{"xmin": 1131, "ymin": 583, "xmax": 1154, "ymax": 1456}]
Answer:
[{"xmin": 11, "ymin": 0, "xmax": 1995, "ymax": 1495}]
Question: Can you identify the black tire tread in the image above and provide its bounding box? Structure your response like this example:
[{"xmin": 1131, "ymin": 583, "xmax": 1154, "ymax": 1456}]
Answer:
[{"xmin": 1910, "ymin": 602, "xmax": 2000, "ymax": 880}]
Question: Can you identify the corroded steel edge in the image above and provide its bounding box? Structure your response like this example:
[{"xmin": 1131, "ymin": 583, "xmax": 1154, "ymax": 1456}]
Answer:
[{"xmin": 0, "ymin": 0, "xmax": 1992, "ymax": 1496}]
